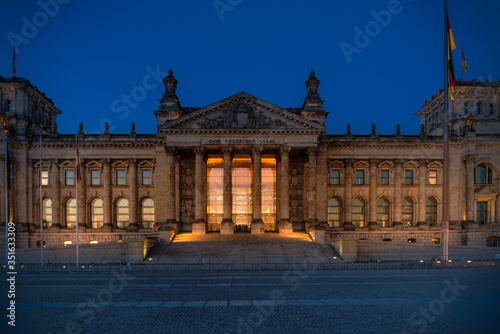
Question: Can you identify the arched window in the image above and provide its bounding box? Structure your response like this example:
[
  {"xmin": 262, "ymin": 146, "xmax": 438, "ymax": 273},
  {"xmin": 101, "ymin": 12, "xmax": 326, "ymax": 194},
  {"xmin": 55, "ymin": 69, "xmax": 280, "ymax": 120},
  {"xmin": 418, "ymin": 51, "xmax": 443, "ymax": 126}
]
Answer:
[
  {"xmin": 141, "ymin": 198, "xmax": 155, "ymax": 228},
  {"xmin": 328, "ymin": 197, "xmax": 341, "ymax": 228},
  {"xmin": 402, "ymin": 198, "xmax": 414, "ymax": 227},
  {"xmin": 91, "ymin": 198, "xmax": 104, "ymax": 228},
  {"xmin": 426, "ymin": 198, "xmax": 437, "ymax": 226},
  {"xmin": 463, "ymin": 103, "xmax": 468, "ymax": 115},
  {"xmin": 42, "ymin": 198, "xmax": 52, "ymax": 228},
  {"xmin": 490, "ymin": 103, "xmax": 495, "ymax": 115},
  {"xmin": 116, "ymin": 198, "xmax": 130, "ymax": 228},
  {"xmin": 65, "ymin": 198, "xmax": 76, "ymax": 228},
  {"xmin": 476, "ymin": 102, "xmax": 481, "ymax": 115},
  {"xmin": 376, "ymin": 198, "xmax": 389, "ymax": 227},
  {"xmin": 352, "ymin": 198, "xmax": 365, "ymax": 227},
  {"xmin": 475, "ymin": 165, "xmax": 493, "ymax": 184}
]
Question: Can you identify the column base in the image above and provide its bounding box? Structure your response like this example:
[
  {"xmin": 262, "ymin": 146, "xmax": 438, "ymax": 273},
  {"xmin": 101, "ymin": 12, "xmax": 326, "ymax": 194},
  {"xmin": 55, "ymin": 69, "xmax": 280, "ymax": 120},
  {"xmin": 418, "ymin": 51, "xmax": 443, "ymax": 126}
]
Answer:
[
  {"xmin": 368, "ymin": 222, "xmax": 381, "ymax": 231},
  {"xmin": 251, "ymin": 219, "xmax": 265, "ymax": 234},
  {"xmin": 343, "ymin": 222, "xmax": 355, "ymax": 231},
  {"xmin": 158, "ymin": 219, "xmax": 180, "ymax": 233},
  {"xmin": 100, "ymin": 224, "xmax": 113, "ymax": 232},
  {"xmin": 278, "ymin": 219, "xmax": 293, "ymax": 234},
  {"xmin": 417, "ymin": 221, "xmax": 430, "ymax": 231},
  {"xmin": 126, "ymin": 223, "xmax": 140, "ymax": 232},
  {"xmin": 220, "ymin": 219, "xmax": 234, "ymax": 234},
  {"xmin": 192, "ymin": 220, "xmax": 207, "ymax": 235},
  {"xmin": 392, "ymin": 222, "xmax": 403, "ymax": 230}
]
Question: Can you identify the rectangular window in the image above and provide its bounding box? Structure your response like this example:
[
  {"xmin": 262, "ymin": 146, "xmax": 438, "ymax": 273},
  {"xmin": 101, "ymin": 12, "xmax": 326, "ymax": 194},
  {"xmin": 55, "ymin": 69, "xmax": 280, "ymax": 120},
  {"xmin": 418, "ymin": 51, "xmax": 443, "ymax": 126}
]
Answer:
[
  {"xmin": 65, "ymin": 170, "xmax": 75, "ymax": 186},
  {"xmin": 91, "ymin": 170, "xmax": 100, "ymax": 185},
  {"xmin": 330, "ymin": 170, "xmax": 340, "ymax": 185},
  {"xmin": 142, "ymin": 169, "xmax": 152, "ymax": 185},
  {"xmin": 41, "ymin": 170, "xmax": 49, "ymax": 186},
  {"xmin": 355, "ymin": 170, "xmax": 364, "ymax": 185},
  {"xmin": 429, "ymin": 170, "xmax": 437, "ymax": 185},
  {"xmin": 380, "ymin": 170, "xmax": 389, "ymax": 185},
  {"xmin": 116, "ymin": 169, "xmax": 126, "ymax": 185},
  {"xmin": 405, "ymin": 170, "xmax": 414, "ymax": 185}
]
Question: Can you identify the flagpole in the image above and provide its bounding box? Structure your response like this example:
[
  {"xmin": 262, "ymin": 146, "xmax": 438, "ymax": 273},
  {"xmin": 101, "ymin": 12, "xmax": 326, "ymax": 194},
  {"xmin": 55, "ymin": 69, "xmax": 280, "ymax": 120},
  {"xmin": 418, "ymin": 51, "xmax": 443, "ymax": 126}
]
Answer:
[
  {"xmin": 12, "ymin": 42, "xmax": 16, "ymax": 78},
  {"xmin": 40, "ymin": 134, "xmax": 43, "ymax": 268},
  {"xmin": 4, "ymin": 138, "xmax": 8, "ymax": 266},
  {"xmin": 75, "ymin": 135, "xmax": 79, "ymax": 268},
  {"xmin": 442, "ymin": 0, "xmax": 450, "ymax": 262}
]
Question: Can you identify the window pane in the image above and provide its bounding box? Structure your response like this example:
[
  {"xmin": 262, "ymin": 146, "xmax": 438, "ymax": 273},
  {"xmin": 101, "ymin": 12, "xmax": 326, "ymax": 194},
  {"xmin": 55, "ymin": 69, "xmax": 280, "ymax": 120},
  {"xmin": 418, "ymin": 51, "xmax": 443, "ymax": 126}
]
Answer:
[
  {"xmin": 402, "ymin": 198, "xmax": 413, "ymax": 227},
  {"xmin": 142, "ymin": 169, "xmax": 152, "ymax": 185},
  {"xmin": 91, "ymin": 170, "xmax": 100, "ymax": 185},
  {"xmin": 66, "ymin": 170, "xmax": 75, "ymax": 186},
  {"xmin": 331, "ymin": 170, "xmax": 340, "ymax": 185},
  {"xmin": 41, "ymin": 171, "xmax": 49, "ymax": 186},
  {"xmin": 116, "ymin": 170, "xmax": 126, "ymax": 185},
  {"xmin": 380, "ymin": 170, "xmax": 389, "ymax": 185},
  {"xmin": 116, "ymin": 198, "xmax": 130, "ymax": 228},
  {"xmin": 476, "ymin": 166, "xmax": 486, "ymax": 184},
  {"xmin": 376, "ymin": 198, "xmax": 389, "ymax": 227},
  {"xmin": 42, "ymin": 198, "xmax": 52, "ymax": 227},
  {"xmin": 405, "ymin": 170, "xmax": 413, "ymax": 185},
  {"xmin": 355, "ymin": 170, "xmax": 364, "ymax": 185},
  {"xmin": 429, "ymin": 170, "xmax": 437, "ymax": 185},
  {"xmin": 352, "ymin": 198, "xmax": 365, "ymax": 227},
  {"xmin": 426, "ymin": 198, "xmax": 437, "ymax": 226},
  {"xmin": 141, "ymin": 198, "xmax": 155, "ymax": 228},
  {"xmin": 66, "ymin": 198, "xmax": 76, "ymax": 228},
  {"xmin": 328, "ymin": 198, "xmax": 341, "ymax": 227}
]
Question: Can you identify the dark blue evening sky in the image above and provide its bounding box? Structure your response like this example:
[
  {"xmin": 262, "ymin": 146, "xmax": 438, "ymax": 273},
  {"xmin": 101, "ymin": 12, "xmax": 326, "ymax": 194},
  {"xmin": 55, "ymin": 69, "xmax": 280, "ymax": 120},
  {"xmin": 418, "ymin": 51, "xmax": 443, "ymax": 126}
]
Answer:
[{"xmin": 1, "ymin": 0, "xmax": 499, "ymax": 135}]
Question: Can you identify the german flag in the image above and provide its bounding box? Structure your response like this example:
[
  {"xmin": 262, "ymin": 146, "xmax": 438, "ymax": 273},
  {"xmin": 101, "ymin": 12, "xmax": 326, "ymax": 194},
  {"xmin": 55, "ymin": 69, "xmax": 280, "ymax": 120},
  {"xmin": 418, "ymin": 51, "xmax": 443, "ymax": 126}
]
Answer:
[
  {"xmin": 462, "ymin": 47, "xmax": 467, "ymax": 77},
  {"xmin": 76, "ymin": 145, "xmax": 82, "ymax": 187},
  {"xmin": 447, "ymin": 11, "xmax": 456, "ymax": 101}
]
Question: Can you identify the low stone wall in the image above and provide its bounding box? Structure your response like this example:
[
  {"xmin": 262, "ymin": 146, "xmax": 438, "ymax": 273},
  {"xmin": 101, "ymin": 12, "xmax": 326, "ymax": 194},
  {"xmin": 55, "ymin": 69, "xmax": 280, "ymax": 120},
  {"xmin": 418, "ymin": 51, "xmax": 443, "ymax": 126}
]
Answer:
[
  {"xmin": 13, "ymin": 238, "xmax": 158, "ymax": 264},
  {"xmin": 326, "ymin": 229, "xmax": 500, "ymax": 260}
]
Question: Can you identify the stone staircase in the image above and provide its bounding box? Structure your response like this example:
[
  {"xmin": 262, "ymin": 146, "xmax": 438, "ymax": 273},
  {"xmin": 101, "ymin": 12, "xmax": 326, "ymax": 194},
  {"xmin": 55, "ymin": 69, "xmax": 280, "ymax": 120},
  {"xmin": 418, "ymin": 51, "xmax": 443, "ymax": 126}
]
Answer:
[{"xmin": 147, "ymin": 232, "xmax": 340, "ymax": 265}]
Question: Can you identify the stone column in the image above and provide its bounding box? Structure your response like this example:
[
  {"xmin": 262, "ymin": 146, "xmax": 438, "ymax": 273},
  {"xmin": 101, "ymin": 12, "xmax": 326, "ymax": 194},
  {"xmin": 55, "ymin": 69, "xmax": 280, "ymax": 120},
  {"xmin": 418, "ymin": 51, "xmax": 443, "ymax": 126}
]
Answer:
[
  {"xmin": 307, "ymin": 147, "xmax": 318, "ymax": 224},
  {"xmin": 221, "ymin": 146, "xmax": 234, "ymax": 234},
  {"xmin": 164, "ymin": 146, "xmax": 177, "ymax": 230},
  {"xmin": 343, "ymin": 159, "xmax": 354, "ymax": 230},
  {"xmin": 192, "ymin": 146, "xmax": 207, "ymax": 234},
  {"xmin": 128, "ymin": 158, "xmax": 138, "ymax": 231},
  {"xmin": 77, "ymin": 159, "xmax": 86, "ymax": 230},
  {"xmin": 101, "ymin": 159, "xmax": 112, "ymax": 230},
  {"xmin": 368, "ymin": 159, "xmax": 379, "ymax": 230},
  {"xmin": 51, "ymin": 159, "xmax": 61, "ymax": 229},
  {"xmin": 251, "ymin": 146, "xmax": 264, "ymax": 234},
  {"xmin": 393, "ymin": 159, "xmax": 403, "ymax": 229},
  {"xmin": 278, "ymin": 146, "xmax": 293, "ymax": 234},
  {"xmin": 465, "ymin": 155, "xmax": 476, "ymax": 223},
  {"xmin": 417, "ymin": 159, "xmax": 428, "ymax": 229}
]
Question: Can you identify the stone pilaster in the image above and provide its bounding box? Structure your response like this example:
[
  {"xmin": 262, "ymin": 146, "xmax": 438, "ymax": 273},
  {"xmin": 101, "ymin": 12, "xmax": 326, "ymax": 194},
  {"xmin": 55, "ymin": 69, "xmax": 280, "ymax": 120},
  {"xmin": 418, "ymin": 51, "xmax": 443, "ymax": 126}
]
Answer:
[
  {"xmin": 102, "ymin": 159, "xmax": 112, "ymax": 230},
  {"xmin": 368, "ymin": 159, "xmax": 380, "ymax": 230},
  {"xmin": 393, "ymin": 159, "xmax": 403, "ymax": 229},
  {"xmin": 77, "ymin": 158, "xmax": 86, "ymax": 230},
  {"xmin": 417, "ymin": 159, "xmax": 429, "ymax": 230},
  {"xmin": 221, "ymin": 146, "xmax": 234, "ymax": 234},
  {"xmin": 51, "ymin": 159, "xmax": 61, "ymax": 229},
  {"xmin": 251, "ymin": 146, "xmax": 264, "ymax": 234},
  {"xmin": 127, "ymin": 158, "xmax": 138, "ymax": 231},
  {"xmin": 278, "ymin": 146, "xmax": 293, "ymax": 233},
  {"xmin": 465, "ymin": 154, "xmax": 476, "ymax": 223},
  {"xmin": 316, "ymin": 144, "xmax": 328, "ymax": 224},
  {"xmin": 307, "ymin": 147, "xmax": 317, "ymax": 223},
  {"xmin": 192, "ymin": 146, "xmax": 207, "ymax": 234},
  {"xmin": 164, "ymin": 146, "xmax": 178, "ymax": 230},
  {"xmin": 343, "ymin": 159, "xmax": 354, "ymax": 230}
]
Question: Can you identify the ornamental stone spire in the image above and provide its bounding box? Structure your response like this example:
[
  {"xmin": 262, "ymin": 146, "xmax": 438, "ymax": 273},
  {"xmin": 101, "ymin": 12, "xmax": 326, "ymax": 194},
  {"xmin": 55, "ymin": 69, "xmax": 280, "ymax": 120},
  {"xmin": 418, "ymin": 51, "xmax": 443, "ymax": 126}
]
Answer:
[
  {"xmin": 301, "ymin": 69, "xmax": 328, "ymax": 125},
  {"xmin": 154, "ymin": 68, "xmax": 182, "ymax": 125}
]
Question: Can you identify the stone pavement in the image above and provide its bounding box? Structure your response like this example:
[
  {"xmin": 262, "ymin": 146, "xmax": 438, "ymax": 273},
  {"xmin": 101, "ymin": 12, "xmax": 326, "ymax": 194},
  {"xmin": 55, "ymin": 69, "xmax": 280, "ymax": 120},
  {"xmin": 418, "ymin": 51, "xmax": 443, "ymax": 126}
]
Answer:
[{"xmin": 1, "ymin": 268, "xmax": 499, "ymax": 333}]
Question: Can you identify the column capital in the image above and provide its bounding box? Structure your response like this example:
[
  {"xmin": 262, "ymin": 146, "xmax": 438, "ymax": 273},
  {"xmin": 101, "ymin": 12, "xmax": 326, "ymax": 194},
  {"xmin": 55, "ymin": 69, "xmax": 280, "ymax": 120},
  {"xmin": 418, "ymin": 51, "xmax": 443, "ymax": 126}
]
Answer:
[
  {"xmin": 193, "ymin": 145, "xmax": 205, "ymax": 156},
  {"xmin": 165, "ymin": 146, "xmax": 178, "ymax": 156},
  {"xmin": 128, "ymin": 158, "xmax": 137, "ymax": 166},
  {"xmin": 418, "ymin": 159, "xmax": 428, "ymax": 167},
  {"xmin": 221, "ymin": 146, "xmax": 233, "ymax": 157},
  {"xmin": 251, "ymin": 146, "xmax": 263, "ymax": 157},
  {"xmin": 369, "ymin": 159, "xmax": 379, "ymax": 167},
  {"xmin": 101, "ymin": 158, "xmax": 111, "ymax": 166},
  {"xmin": 464, "ymin": 154, "xmax": 476, "ymax": 164},
  {"xmin": 344, "ymin": 158, "xmax": 354, "ymax": 167},
  {"xmin": 394, "ymin": 159, "xmax": 405, "ymax": 167},
  {"xmin": 279, "ymin": 145, "xmax": 291, "ymax": 156},
  {"xmin": 306, "ymin": 147, "xmax": 317, "ymax": 157}
]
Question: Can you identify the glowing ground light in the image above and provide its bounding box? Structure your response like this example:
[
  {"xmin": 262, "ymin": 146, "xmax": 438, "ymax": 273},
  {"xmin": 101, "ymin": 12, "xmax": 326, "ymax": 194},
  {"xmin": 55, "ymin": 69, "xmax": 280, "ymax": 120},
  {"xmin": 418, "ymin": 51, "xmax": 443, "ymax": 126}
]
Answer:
[
  {"xmin": 436, "ymin": 260, "xmax": 442, "ymax": 263},
  {"xmin": 448, "ymin": 260, "xmax": 453, "ymax": 263},
  {"xmin": 419, "ymin": 260, "xmax": 424, "ymax": 263},
  {"xmin": 467, "ymin": 260, "xmax": 472, "ymax": 263}
]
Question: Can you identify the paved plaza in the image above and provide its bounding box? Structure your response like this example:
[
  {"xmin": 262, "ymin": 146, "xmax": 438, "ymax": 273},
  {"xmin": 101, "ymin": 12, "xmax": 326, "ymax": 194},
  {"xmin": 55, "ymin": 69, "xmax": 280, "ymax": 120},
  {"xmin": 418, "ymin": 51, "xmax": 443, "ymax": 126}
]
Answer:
[{"xmin": 1, "ymin": 268, "xmax": 499, "ymax": 333}]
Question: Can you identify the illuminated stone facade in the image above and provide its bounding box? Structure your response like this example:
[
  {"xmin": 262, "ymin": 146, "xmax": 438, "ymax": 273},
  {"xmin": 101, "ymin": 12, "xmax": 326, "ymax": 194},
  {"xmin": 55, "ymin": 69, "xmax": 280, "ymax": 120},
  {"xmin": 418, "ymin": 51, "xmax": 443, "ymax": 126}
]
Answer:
[{"xmin": 0, "ymin": 72, "xmax": 499, "ymax": 252}]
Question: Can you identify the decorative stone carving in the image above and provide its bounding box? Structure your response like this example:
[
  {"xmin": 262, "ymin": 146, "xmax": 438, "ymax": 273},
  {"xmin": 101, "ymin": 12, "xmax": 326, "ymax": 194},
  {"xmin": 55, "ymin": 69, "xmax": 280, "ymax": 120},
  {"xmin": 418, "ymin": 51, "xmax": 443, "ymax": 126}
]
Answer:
[
  {"xmin": 346, "ymin": 123, "xmax": 352, "ymax": 136},
  {"xmin": 179, "ymin": 156, "xmax": 195, "ymax": 223},
  {"xmin": 371, "ymin": 124, "xmax": 376, "ymax": 137},
  {"xmin": 78, "ymin": 123, "xmax": 84, "ymax": 135},
  {"xmin": 130, "ymin": 123, "xmax": 136, "ymax": 135},
  {"xmin": 165, "ymin": 146, "xmax": 178, "ymax": 156},
  {"xmin": 395, "ymin": 124, "xmax": 401, "ymax": 137},
  {"xmin": 289, "ymin": 156, "xmax": 304, "ymax": 221},
  {"xmin": 198, "ymin": 103, "xmax": 291, "ymax": 129},
  {"xmin": 420, "ymin": 124, "xmax": 425, "ymax": 136}
]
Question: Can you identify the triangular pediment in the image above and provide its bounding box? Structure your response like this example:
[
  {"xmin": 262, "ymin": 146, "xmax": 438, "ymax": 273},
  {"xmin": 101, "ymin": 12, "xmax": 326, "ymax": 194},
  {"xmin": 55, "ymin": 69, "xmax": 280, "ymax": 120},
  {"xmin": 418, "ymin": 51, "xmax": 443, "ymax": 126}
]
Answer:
[
  {"xmin": 327, "ymin": 159, "xmax": 344, "ymax": 168},
  {"xmin": 353, "ymin": 161, "xmax": 369, "ymax": 168},
  {"xmin": 159, "ymin": 92, "xmax": 325, "ymax": 132},
  {"xmin": 427, "ymin": 161, "xmax": 443, "ymax": 168},
  {"xmin": 475, "ymin": 186, "xmax": 499, "ymax": 196},
  {"xmin": 403, "ymin": 161, "xmax": 419, "ymax": 168},
  {"xmin": 378, "ymin": 160, "xmax": 394, "ymax": 168},
  {"xmin": 85, "ymin": 160, "xmax": 103, "ymax": 169}
]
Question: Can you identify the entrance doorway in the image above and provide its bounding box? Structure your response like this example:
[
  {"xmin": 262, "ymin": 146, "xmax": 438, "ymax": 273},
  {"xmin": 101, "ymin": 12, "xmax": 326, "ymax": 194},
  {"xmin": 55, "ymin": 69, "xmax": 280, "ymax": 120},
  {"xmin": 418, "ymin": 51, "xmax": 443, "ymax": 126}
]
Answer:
[{"xmin": 232, "ymin": 155, "xmax": 252, "ymax": 231}]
